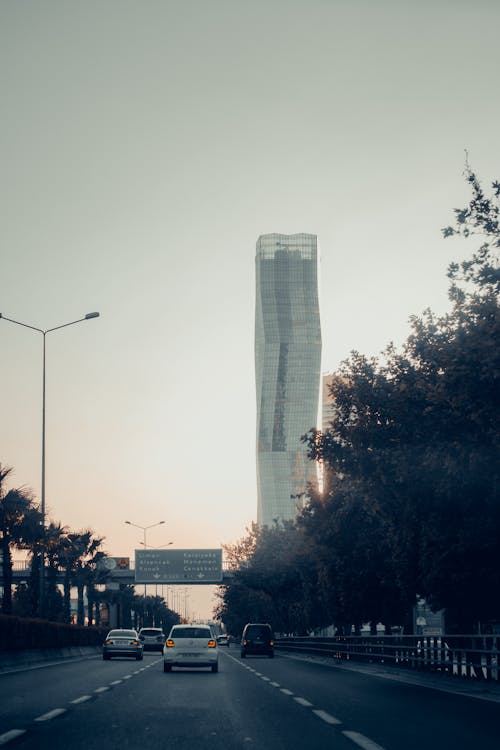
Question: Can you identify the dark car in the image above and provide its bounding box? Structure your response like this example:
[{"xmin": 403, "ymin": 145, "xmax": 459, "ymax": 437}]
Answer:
[
  {"xmin": 241, "ymin": 623, "xmax": 274, "ymax": 658},
  {"xmin": 138, "ymin": 627, "xmax": 166, "ymax": 652}
]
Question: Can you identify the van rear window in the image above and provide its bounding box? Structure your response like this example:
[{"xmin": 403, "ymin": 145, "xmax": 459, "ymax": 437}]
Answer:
[{"xmin": 245, "ymin": 626, "xmax": 272, "ymax": 638}]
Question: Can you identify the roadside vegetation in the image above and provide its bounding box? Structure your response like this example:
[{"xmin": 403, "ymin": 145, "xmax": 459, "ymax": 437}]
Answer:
[
  {"xmin": 217, "ymin": 165, "xmax": 499, "ymax": 636},
  {"xmin": 0, "ymin": 465, "xmax": 179, "ymax": 631}
]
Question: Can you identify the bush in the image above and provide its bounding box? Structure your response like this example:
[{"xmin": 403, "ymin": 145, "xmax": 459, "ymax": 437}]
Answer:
[{"xmin": 0, "ymin": 614, "xmax": 108, "ymax": 651}]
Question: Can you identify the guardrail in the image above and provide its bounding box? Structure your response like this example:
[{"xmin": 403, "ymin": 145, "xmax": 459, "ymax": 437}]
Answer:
[{"xmin": 275, "ymin": 634, "xmax": 500, "ymax": 682}]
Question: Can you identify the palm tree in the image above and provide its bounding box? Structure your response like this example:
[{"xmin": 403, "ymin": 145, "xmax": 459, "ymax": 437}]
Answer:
[
  {"xmin": 58, "ymin": 532, "xmax": 84, "ymax": 623},
  {"xmin": 85, "ymin": 549, "xmax": 108, "ymax": 626},
  {"xmin": 44, "ymin": 521, "xmax": 68, "ymax": 621},
  {"xmin": 18, "ymin": 505, "xmax": 45, "ymax": 617},
  {"xmin": 64, "ymin": 530, "xmax": 105, "ymax": 625},
  {"xmin": 0, "ymin": 464, "xmax": 39, "ymax": 614}
]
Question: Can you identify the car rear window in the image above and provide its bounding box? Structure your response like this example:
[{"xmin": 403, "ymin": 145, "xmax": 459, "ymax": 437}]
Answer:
[
  {"xmin": 141, "ymin": 629, "xmax": 163, "ymax": 636},
  {"xmin": 108, "ymin": 630, "xmax": 137, "ymax": 638},
  {"xmin": 171, "ymin": 627, "xmax": 212, "ymax": 639},
  {"xmin": 245, "ymin": 625, "xmax": 272, "ymax": 639}
]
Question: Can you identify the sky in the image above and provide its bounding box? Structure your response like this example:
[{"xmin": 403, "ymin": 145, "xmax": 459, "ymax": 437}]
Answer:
[{"xmin": 1, "ymin": 0, "xmax": 499, "ymax": 619}]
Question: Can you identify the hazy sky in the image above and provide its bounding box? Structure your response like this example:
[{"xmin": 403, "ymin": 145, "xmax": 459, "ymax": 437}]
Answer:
[{"xmin": 1, "ymin": 0, "xmax": 499, "ymax": 618}]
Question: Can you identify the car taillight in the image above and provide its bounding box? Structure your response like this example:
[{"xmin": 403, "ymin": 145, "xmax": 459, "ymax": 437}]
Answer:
[
  {"xmin": 270, "ymin": 641, "xmax": 274, "ymax": 646},
  {"xmin": 243, "ymin": 640, "xmax": 247, "ymax": 646},
  {"xmin": 208, "ymin": 639, "xmax": 216, "ymax": 648},
  {"xmin": 132, "ymin": 641, "xmax": 139, "ymax": 645},
  {"xmin": 105, "ymin": 640, "xmax": 112, "ymax": 645},
  {"xmin": 166, "ymin": 639, "xmax": 175, "ymax": 648}
]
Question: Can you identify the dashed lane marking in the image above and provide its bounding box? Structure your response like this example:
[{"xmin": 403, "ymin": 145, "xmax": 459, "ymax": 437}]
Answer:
[
  {"xmin": 224, "ymin": 648, "xmax": 387, "ymax": 750},
  {"xmin": 342, "ymin": 731, "xmax": 386, "ymax": 750},
  {"xmin": 0, "ymin": 730, "xmax": 27, "ymax": 745},
  {"xmin": 312, "ymin": 709, "xmax": 342, "ymax": 725},
  {"xmin": 0, "ymin": 661, "xmax": 153, "ymax": 747},
  {"xmin": 35, "ymin": 708, "xmax": 67, "ymax": 722},
  {"xmin": 294, "ymin": 697, "xmax": 313, "ymax": 707}
]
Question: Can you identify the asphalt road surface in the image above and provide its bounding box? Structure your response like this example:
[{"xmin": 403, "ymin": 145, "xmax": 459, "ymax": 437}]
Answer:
[{"xmin": 1, "ymin": 649, "xmax": 498, "ymax": 749}]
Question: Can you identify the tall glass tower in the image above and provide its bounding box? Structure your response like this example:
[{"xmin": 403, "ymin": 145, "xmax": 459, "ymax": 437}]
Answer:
[{"xmin": 255, "ymin": 233, "xmax": 322, "ymax": 526}]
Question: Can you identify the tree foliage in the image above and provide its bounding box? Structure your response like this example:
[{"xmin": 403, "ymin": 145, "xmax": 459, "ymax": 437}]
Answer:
[
  {"xmin": 218, "ymin": 165, "xmax": 499, "ymax": 635},
  {"xmin": 0, "ymin": 465, "xmax": 39, "ymax": 615},
  {"xmin": 306, "ymin": 164, "xmax": 499, "ymax": 631}
]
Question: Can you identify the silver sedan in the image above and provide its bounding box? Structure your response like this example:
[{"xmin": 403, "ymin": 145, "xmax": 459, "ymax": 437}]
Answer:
[{"xmin": 102, "ymin": 629, "xmax": 144, "ymax": 660}]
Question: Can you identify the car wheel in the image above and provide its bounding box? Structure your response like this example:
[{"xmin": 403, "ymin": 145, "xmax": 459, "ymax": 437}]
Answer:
[
  {"xmin": 163, "ymin": 662, "xmax": 171, "ymax": 673},
  {"xmin": 268, "ymin": 652, "xmax": 274, "ymax": 658},
  {"xmin": 240, "ymin": 651, "xmax": 246, "ymax": 658},
  {"xmin": 103, "ymin": 654, "xmax": 110, "ymax": 661},
  {"xmin": 211, "ymin": 663, "xmax": 219, "ymax": 673}
]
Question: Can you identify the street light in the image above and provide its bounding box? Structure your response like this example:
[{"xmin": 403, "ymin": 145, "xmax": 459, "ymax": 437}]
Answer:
[
  {"xmin": 124, "ymin": 520, "xmax": 166, "ymax": 602},
  {"xmin": 0, "ymin": 311, "xmax": 100, "ymax": 618},
  {"xmin": 124, "ymin": 520, "xmax": 165, "ymax": 548}
]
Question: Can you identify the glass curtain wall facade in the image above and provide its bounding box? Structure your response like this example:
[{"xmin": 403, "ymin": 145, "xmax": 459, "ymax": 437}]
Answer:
[{"xmin": 255, "ymin": 233, "xmax": 322, "ymax": 526}]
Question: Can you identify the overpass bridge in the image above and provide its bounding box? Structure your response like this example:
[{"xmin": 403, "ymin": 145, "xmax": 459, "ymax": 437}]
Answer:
[{"xmin": 6, "ymin": 555, "xmax": 236, "ymax": 587}]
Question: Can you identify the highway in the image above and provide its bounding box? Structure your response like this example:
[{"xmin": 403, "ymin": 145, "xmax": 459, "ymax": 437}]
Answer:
[{"xmin": 1, "ymin": 649, "xmax": 498, "ymax": 749}]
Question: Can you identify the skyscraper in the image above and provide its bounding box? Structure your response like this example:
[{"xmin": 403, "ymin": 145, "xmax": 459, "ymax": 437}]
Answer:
[{"xmin": 255, "ymin": 233, "xmax": 322, "ymax": 526}]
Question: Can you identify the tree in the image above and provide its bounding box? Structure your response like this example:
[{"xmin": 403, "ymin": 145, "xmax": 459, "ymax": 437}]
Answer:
[
  {"xmin": 64, "ymin": 530, "xmax": 106, "ymax": 626},
  {"xmin": 17, "ymin": 506, "xmax": 46, "ymax": 618},
  {"xmin": 43, "ymin": 521, "xmax": 68, "ymax": 622},
  {"xmin": 299, "ymin": 481, "xmax": 409, "ymax": 634},
  {"xmin": 0, "ymin": 464, "xmax": 39, "ymax": 615},
  {"xmin": 306, "ymin": 165, "xmax": 499, "ymax": 631},
  {"xmin": 215, "ymin": 524, "xmax": 278, "ymax": 635},
  {"xmin": 216, "ymin": 521, "xmax": 326, "ymax": 636}
]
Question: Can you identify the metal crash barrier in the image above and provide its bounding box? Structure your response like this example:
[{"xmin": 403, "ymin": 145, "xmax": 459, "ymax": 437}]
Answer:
[{"xmin": 275, "ymin": 634, "xmax": 499, "ymax": 682}]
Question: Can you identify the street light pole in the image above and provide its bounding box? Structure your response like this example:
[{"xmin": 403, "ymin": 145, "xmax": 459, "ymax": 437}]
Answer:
[
  {"xmin": 124, "ymin": 520, "xmax": 166, "ymax": 614},
  {"xmin": 124, "ymin": 519, "xmax": 166, "ymax": 549},
  {"xmin": 1, "ymin": 311, "xmax": 100, "ymax": 618}
]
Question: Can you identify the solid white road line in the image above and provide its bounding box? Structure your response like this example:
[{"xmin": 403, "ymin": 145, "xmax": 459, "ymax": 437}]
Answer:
[
  {"xmin": 35, "ymin": 708, "xmax": 67, "ymax": 722},
  {"xmin": 71, "ymin": 695, "xmax": 92, "ymax": 704},
  {"xmin": 342, "ymin": 731, "xmax": 385, "ymax": 750},
  {"xmin": 294, "ymin": 697, "xmax": 313, "ymax": 707},
  {"xmin": 0, "ymin": 730, "xmax": 27, "ymax": 745},
  {"xmin": 312, "ymin": 709, "xmax": 342, "ymax": 725}
]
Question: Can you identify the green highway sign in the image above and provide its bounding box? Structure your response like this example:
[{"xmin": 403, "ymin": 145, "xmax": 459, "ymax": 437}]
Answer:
[{"xmin": 134, "ymin": 548, "xmax": 223, "ymax": 584}]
